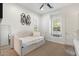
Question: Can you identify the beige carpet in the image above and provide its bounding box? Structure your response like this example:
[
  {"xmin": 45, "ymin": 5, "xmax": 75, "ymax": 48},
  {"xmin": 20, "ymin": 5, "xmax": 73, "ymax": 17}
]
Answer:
[{"xmin": 0, "ymin": 41, "xmax": 75, "ymax": 56}]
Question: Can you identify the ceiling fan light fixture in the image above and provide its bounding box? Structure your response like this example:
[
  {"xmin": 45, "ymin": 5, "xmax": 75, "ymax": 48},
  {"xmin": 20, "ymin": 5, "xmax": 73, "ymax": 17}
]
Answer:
[
  {"xmin": 40, "ymin": 7, "xmax": 44, "ymax": 11},
  {"xmin": 40, "ymin": 3, "xmax": 54, "ymax": 11}
]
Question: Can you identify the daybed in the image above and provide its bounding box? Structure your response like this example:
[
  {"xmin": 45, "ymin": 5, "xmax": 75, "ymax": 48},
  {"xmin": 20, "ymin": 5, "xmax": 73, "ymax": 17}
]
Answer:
[{"xmin": 13, "ymin": 31, "xmax": 45, "ymax": 55}]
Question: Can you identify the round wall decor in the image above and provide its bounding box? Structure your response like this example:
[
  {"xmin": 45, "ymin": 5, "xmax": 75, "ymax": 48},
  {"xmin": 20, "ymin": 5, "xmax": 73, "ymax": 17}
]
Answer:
[
  {"xmin": 20, "ymin": 13, "xmax": 26, "ymax": 25},
  {"xmin": 20, "ymin": 13, "xmax": 31, "ymax": 25},
  {"xmin": 25, "ymin": 15, "xmax": 31, "ymax": 25}
]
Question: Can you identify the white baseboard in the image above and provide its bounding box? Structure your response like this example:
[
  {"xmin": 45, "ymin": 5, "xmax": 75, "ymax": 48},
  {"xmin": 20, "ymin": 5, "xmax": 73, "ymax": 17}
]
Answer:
[{"xmin": 46, "ymin": 38, "xmax": 73, "ymax": 46}]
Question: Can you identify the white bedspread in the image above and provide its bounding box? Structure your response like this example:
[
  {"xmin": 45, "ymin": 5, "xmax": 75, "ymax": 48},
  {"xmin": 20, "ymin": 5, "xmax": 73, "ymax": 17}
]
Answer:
[{"xmin": 19, "ymin": 36, "xmax": 44, "ymax": 47}]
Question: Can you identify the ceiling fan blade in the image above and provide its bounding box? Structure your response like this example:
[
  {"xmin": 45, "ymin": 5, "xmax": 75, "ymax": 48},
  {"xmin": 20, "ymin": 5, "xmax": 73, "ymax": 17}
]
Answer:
[
  {"xmin": 47, "ymin": 3, "xmax": 53, "ymax": 8},
  {"xmin": 40, "ymin": 4, "xmax": 44, "ymax": 9}
]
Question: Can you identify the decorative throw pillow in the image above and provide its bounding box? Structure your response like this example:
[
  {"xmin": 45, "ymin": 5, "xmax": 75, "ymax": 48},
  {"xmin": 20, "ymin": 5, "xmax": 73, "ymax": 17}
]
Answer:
[{"xmin": 33, "ymin": 32, "xmax": 40, "ymax": 36}]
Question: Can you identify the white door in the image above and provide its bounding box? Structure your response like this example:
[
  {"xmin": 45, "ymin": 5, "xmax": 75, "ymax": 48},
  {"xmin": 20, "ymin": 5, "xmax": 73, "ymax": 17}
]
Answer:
[{"xmin": 0, "ymin": 25, "xmax": 9, "ymax": 46}]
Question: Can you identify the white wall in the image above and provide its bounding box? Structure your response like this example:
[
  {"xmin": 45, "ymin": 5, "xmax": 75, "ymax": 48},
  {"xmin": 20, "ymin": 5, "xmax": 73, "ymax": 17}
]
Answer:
[
  {"xmin": 0, "ymin": 3, "xmax": 40, "ymax": 46},
  {"xmin": 40, "ymin": 13, "xmax": 66, "ymax": 44},
  {"xmin": 1, "ymin": 3, "xmax": 79, "ymax": 46},
  {"xmin": 1, "ymin": 3, "xmax": 40, "ymax": 33},
  {"xmin": 39, "ymin": 4, "xmax": 79, "ymax": 46}
]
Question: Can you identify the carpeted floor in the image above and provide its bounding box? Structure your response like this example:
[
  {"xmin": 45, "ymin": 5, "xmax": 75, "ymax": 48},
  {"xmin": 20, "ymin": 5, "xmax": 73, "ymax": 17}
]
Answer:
[{"xmin": 0, "ymin": 41, "xmax": 76, "ymax": 56}]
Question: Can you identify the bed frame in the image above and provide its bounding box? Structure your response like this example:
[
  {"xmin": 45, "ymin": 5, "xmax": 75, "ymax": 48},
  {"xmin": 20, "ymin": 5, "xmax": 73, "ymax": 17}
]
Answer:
[
  {"xmin": 14, "ymin": 38, "xmax": 45, "ymax": 56},
  {"xmin": 13, "ymin": 31, "xmax": 45, "ymax": 55}
]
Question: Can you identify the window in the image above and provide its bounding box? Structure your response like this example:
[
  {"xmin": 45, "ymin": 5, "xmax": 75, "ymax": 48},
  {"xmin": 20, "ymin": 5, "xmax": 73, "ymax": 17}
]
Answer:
[
  {"xmin": 53, "ymin": 20, "xmax": 61, "ymax": 31},
  {"xmin": 51, "ymin": 16, "xmax": 62, "ymax": 37}
]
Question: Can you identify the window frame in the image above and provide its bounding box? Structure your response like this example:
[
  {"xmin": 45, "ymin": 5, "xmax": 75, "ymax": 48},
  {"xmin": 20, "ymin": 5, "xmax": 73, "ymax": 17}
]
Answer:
[{"xmin": 51, "ymin": 15, "xmax": 62, "ymax": 37}]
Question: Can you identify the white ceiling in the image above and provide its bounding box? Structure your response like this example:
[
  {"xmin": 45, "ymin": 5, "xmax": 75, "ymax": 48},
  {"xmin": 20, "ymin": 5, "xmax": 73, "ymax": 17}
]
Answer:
[{"xmin": 18, "ymin": 3, "xmax": 71, "ymax": 14}]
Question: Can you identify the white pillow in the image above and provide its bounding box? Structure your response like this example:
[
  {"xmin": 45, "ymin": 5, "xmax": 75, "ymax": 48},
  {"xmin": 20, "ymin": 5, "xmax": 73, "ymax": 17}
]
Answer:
[{"xmin": 33, "ymin": 32, "xmax": 40, "ymax": 36}]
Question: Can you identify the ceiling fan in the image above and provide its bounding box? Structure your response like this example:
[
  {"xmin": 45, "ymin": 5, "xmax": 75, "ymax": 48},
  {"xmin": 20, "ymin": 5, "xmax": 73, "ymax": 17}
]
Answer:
[{"xmin": 40, "ymin": 3, "xmax": 54, "ymax": 11}]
